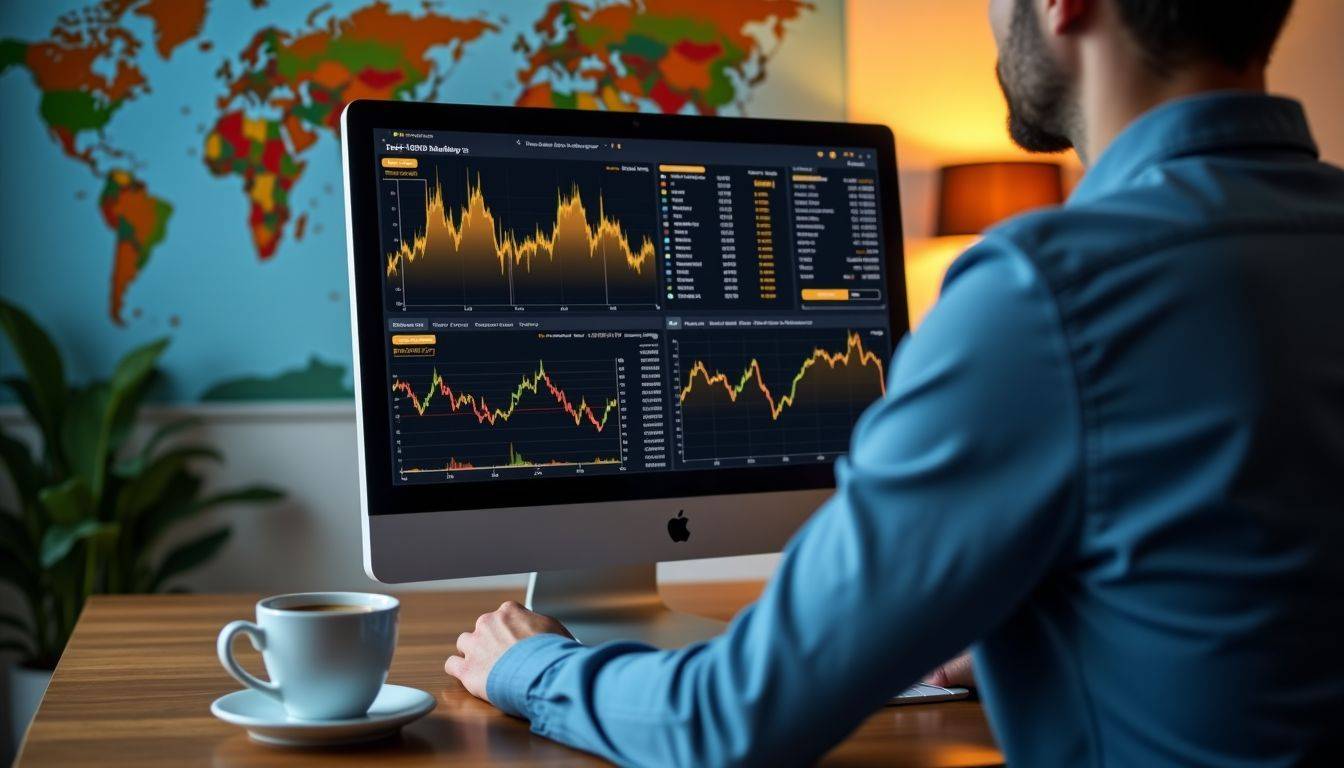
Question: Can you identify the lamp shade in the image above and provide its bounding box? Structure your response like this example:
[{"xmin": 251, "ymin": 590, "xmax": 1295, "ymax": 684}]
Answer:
[{"xmin": 935, "ymin": 161, "xmax": 1064, "ymax": 236}]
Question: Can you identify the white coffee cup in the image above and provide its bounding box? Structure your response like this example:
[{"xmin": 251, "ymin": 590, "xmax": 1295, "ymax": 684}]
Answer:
[{"xmin": 216, "ymin": 592, "xmax": 399, "ymax": 720}]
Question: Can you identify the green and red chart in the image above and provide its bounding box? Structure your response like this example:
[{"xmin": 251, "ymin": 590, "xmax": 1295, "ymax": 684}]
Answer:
[{"xmin": 0, "ymin": 0, "xmax": 843, "ymax": 402}]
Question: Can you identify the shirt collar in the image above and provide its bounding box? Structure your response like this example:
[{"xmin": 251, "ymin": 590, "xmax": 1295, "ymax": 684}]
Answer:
[{"xmin": 1068, "ymin": 92, "xmax": 1319, "ymax": 206}]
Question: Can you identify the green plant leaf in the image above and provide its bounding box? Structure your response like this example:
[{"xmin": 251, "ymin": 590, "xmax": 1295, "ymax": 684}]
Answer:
[
  {"xmin": 109, "ymin": 338, "xmax": 168, "ymax": 393},
  {"xmin": 0, "ymin": 377, "xmax": 39, "ymax": 413},
  {"xmin": 0, "ymin": 300, "xmax": 66, "ymax": 455},
  {"xmin": 39, "ymin": 476, "xmax": 93, "ymax": 526},
  {"xmin": 145, "ymin": 416, "xmax": 204, "ymax": 455},
  {"xmin": 56, "ymin": 338, "xmax": 168, "ymax": 504},
  {"xmin": 114, "ymin": 416, "xmax": 205, "ymax": 477},
  {"xmin": 59, "ymin": 383, "xmax": 110, "ymax": 490},
  {"xmin": 129, "ymin": 471, "xmax": 203, "ymax": 557},
  {"xmin": 104, "ymin": 338, "xmax": 168, "ymax": 456},
  {"xmin": 111, "ymin": 455, "xmax": 145, "ymax": 480},
  {"xmin": 150, "ymin": 527, "xmax": 230, "ymax": 592},
  {"xmin": 2, "ymin": 376, "xmax": 65, "ymax": 475},
  {"xmin": 40, "ymin": 519, "xmax": 117, "ymax": 569},
  {"xmin": 144, "ymin": 483, "xmax": 283, "ymax": 550},
  {"xmin": 0, "ymin": 426, "xmax": 42, "ymax": 512},
  {"xmin": 114, "ymin": 446, "xmax": 221, "ymax": 527}
]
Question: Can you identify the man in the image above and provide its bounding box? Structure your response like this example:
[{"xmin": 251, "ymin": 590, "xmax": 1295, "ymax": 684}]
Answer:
[{"xmin": 447, "ymin": 0, "xmax": 1344, "ymax": 764}]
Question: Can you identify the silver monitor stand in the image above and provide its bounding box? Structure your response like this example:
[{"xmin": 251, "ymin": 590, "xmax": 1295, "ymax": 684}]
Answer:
[{"xmin": 527, "ymin": 564, "xmax": 727, "ymax": 648}]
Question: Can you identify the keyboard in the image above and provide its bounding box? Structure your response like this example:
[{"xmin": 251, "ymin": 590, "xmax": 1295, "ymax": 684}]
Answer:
[{"xmin": 887, "ymin": 683, "xmax": 971, "ymax": 706}]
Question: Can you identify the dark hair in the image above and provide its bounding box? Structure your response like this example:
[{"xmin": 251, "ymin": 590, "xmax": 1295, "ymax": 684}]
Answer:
[{"xmin": 1113, "ymin": 0, "xmax": 1295, "ymax": 72}]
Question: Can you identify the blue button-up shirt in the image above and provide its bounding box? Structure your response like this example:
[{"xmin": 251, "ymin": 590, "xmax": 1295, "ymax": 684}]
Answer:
[{"xmin": 488, "ymin": 93, "xmax": 1344, "ymax": 767}]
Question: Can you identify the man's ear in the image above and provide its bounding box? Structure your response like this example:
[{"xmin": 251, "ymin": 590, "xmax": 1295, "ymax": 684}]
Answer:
[{"xmin": 1041, "ymin": 0, "xmax": 1092, "ymax": 34}]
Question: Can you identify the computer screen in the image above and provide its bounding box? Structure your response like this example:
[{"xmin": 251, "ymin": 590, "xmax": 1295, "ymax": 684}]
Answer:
[{"xmin": 368, "ymin": 127, "xmax": 894, "ymax": 487}]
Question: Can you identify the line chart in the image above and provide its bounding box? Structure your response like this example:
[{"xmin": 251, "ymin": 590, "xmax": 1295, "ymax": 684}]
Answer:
[
  {"xmin": 673, "ymin": 329, "xmax": 889, "ymax": 463},
  {"xmin": 380, "ymin": 156, "xmax": 659, "ymax": 310},
  {"xmin": 392, "ymin": 361, "xmax": 618, "ymax": 430},
  {"xmin": 388, "ymin": 332, "xmax": 632, "ymax": 477}
]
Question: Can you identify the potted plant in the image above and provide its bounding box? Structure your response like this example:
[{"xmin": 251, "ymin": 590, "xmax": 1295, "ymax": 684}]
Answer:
[{"xmin": 0, "ymin": 300, "xmax": 282, "ymax": 753}]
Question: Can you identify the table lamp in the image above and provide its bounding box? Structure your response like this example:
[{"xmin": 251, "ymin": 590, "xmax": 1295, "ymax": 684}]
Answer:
[
  {"xmin": 906, "ymin": 161, "xmax": 1065, "ymax": 326},
  {"xmin": 935, "ymin": 161, "xmax": 1065, "ymax": 236}
]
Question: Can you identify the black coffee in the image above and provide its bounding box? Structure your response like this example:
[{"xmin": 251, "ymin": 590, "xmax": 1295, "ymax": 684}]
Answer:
[{"xmin": 285, "ymin": 604, "xmax": 373, "ymax": 613}]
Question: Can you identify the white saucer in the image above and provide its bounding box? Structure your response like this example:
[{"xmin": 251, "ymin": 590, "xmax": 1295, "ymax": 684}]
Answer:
[{"xmin": 211, "ymin": 683, "xmax": 435, "ymax": 747}]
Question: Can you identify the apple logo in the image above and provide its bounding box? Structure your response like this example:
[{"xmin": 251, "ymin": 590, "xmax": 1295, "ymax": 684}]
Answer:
[{"xmin": 667, "ymin": 510, "xmax": 690, "ymax": 543}]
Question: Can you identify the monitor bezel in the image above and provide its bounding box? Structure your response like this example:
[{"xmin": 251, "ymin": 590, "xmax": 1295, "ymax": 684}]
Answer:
[{"xmin": 342, "ymin": 99, "xmax": 907, "ymax": 520}]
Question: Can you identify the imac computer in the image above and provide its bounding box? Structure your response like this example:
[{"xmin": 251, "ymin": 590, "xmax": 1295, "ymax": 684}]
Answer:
[{"xmin": 341, "ymin": 100, "xmax": 906, "ymax": 647}]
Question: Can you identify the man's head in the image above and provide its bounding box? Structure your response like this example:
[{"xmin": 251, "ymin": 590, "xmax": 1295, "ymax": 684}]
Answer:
[{"xmin": 990, "ymin": 0, "xmax": 1295, "ymax": 156}]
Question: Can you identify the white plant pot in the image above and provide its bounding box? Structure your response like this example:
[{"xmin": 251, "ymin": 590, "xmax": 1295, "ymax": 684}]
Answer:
[{"xmin": 5, "ymin": 662, "xmax": 52, "ymax": 760}]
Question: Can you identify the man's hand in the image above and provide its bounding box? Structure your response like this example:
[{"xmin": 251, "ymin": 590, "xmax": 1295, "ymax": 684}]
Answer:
[
  {"xmin": 923, "ymin": 651, "xmax": 976, "ymax": 688},
  {"xmin": 445, "ymin": 600, "xmax": 573, "ymax": 702}
]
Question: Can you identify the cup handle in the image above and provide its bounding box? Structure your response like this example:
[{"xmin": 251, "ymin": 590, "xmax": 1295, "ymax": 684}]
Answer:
[{"xmin": 217, "ymin": 620, "xmax": 281, "ymax": 700}]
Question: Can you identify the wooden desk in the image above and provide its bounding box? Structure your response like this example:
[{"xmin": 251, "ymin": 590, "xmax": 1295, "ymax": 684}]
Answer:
[{"xmin": 18, "ymin": 584, "xmax": 1003, "ymax": 766}]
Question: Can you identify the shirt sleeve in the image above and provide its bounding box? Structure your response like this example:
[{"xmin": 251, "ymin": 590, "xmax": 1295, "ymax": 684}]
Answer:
[{"xmin": 485, "ymin": 238, "xmax": 1085, "ymax": 767}]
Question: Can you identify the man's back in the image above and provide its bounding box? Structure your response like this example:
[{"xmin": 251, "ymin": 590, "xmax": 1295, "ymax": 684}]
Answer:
[
  {"xmin": 466, "ymin": 93, "xmax": 1344, "ymax": 768},
  {"xmin": 975, "ymin": 92, "xmax": 1344, "ymax": 765},
  {"xmin": 450, "ymin": 2, "xmax": 1344, "ymax": 766}
]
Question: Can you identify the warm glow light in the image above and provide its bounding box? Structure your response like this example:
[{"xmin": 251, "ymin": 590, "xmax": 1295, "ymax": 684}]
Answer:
[
  {"xmin": 846, "ymin": 0, "xmax": 1035, "ymax": 165},
  {"xmin": 937, "ymin": 162, "xmax": 1064, "ymax": 236},
  {"xmin": 905, "ymin": 235, "xmax": 979, "ymax": 328}
]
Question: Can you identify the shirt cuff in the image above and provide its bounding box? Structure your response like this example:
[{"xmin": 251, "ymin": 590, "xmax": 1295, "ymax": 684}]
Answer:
[{"xmin": 487, "ymin": 633, "xmax": 580, "ymax": 719}]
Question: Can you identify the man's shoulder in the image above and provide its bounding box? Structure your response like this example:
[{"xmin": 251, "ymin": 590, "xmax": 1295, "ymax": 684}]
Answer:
[
  {"xmin": 971, "ymin": 188, "xmax": 1215, "ymax": 294},
  {"xmin": 973, "ymin": 157, "xmax": 1344, "ymax": 293}
]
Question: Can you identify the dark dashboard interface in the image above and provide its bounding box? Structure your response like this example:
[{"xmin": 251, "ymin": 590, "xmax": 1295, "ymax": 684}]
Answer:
[{"xmin": 372, "ymin": 128, "xmax": 894, "ymax": 485}]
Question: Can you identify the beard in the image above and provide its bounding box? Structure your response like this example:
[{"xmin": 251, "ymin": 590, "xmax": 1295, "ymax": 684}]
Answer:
[{"xmin": 997, "ymin": 0, "xmax": 1075, "ymax": 153}]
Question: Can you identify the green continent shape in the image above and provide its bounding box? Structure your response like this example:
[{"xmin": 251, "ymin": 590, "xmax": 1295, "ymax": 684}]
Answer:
[
  {"xmin": 629, "ymin": 15, "xmax": 724, "ymax": 48},
  {"xmin": 0, "ymin": 38, "xmax": 26, "ymax": 73},
  {"xmin": 139, "ymin": 198, "xmax": 174, "ymax": 265},
  {"xmin": 617, "ymin": 33, "xmax": 668, "ymax": 64},
  {"xmin": 282, "ymin": 37, "xmax": 404, "ymax": 79},
  {"xmin": 550, "ymin": 89, "xmax": 578, "ymax": 110},
  {"xmin": 200, "ymin": 358, "xmax": 353, "ymax": 402},
  {"xmin": 703, "ymin": 59, "xmax": 738, "ymax": 108},
  {"xmin": 40, "ymin": 89, "xmax": 121, "ymax": 133}
]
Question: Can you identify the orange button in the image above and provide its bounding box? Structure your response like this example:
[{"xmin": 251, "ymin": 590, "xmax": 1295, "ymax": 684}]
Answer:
[
  {"xmin": 801, "ymin": 288, "xmax": 848, "ymax": 301},
  {"xmin": 391, "ymin": 334, "xmax": 436, "ymax": 345},
  {"xmin": 381, "ymin": 157, "xmax": 418, "ymax": 169}
]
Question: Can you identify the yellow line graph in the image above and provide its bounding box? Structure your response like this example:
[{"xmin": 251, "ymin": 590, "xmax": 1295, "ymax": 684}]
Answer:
[
  {"xmin": 678, "ymin": 331, "xmax": 886, "ymax": 420},
  {"xmin": 385, "ymin": 172, "xmax": 656, "ymax": 277}
]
